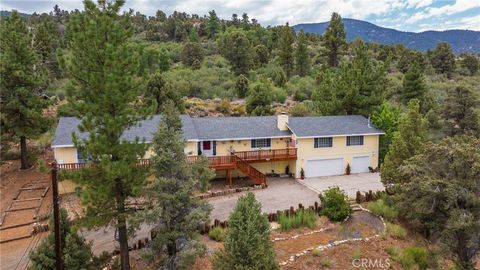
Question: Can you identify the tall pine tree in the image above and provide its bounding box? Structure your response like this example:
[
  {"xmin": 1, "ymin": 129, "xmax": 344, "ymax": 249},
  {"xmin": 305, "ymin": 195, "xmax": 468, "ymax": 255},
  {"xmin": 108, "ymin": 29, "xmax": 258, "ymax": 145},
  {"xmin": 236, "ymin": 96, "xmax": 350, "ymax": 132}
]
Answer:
[
  {"xmin": 218, "ymin": 30, "xmax": 252, "ymax": 75},
  {"xmin": 59, "ymin": 1, "xmax": 153, "ymax": 268},
  {"xmin": 312, "ymin": 41, "xmax": 387, "ymax": 116},
  {"xmin": 295, "ymin": 30, "xmax": 310, "ymax": 77},
  {"xmin": 401, "ymin": 63, "xmax": 426, "ymax": 104},
  {"xmin": 278, "ymin": 23, "xmax": 294, "ymax": 78},
  {"xmin": 0, "ymin": 11, "xmax": 52, "ymax": 169},
  {"xmin": 443, "ymin": 86, "xmax": 479, "ymax": 137},
  {"xmin": 213, "ymin": 192, "xmax": 277, "ymax": 269},
  {"xmin": 324, "ymin": 12, "xmax": 346, "ymax": 67},
  {"xmin": 207, "ymin": 10, "xmax": 220, "ymax": 38},
  {"xmin": 381, "ymin": 99, "xmax": 427, "ymax": 186},
  {"xmin": 430, "ymin": 42, "xmax": 456, "ymax": 75},
  {"xmin": 139, "ymin": 105, "xmax": 212, "ymax": 269}
]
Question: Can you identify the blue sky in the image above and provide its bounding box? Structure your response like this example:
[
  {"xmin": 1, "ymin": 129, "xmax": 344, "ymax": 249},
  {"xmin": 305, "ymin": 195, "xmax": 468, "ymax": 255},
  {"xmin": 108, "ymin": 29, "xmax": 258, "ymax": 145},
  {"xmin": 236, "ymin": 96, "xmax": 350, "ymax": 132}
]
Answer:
[{"xmin": 1, "ymin": 0, "xmax": 479, "ymax": 32}]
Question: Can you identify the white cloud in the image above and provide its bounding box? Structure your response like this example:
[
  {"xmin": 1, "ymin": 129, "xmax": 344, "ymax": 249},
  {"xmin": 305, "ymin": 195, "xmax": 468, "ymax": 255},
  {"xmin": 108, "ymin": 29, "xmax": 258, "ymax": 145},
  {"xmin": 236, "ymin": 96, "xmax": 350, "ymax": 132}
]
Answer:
[
  {"xmin": 417, "ymin": 14, "xmax": 480, "ymax": 31},
  {"xmin": 406, "ymin": 0, "xmax": 480, "ymax": 23},
  {"xmin": 406, "ymin": 0, "xmax": 433, "ymax": 9}
]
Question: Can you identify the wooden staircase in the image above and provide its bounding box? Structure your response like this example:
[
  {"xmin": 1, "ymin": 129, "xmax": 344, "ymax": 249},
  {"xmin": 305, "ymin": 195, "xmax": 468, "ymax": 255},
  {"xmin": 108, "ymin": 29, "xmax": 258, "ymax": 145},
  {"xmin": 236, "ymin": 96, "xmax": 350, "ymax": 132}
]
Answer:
[{"xmin": 233, "ymin": 155, "xmax": 266, "ymax": 186}]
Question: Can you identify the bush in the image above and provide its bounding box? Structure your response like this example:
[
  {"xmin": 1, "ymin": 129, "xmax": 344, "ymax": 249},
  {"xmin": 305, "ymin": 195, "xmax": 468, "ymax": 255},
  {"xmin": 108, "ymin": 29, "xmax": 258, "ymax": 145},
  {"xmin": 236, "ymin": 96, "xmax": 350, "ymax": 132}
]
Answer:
[
  {"xmin": 311, "ymin": 248, "xmax": 321, "ymax": 257},
  {"xmin": 319, "ymin": 187, "xmax": 352, "ymax": 222},
  {"xmin": 320, "ymin": 258, "xmax": 331, "ymax": 267},
  {"xmin": 386, "ymin": 222, "xmax": 407, "ymax": 239},
  {"xmin": 278, "ymin": 209, "xmax": 317, "ymax": 231},
  {"xmin": 209, "ymin": 227, "xmax": 227, "ymax": 242},
  {"xmin": 399, "ymin": 247, "xmax": 428, "ymax": 270},
  {"xmin": 367, "ymin": 199, "xmax": 398, "ymax": 221},
  {"xmin": 385, "ymin": 245, "xmax": 402, "ymax": 258}
]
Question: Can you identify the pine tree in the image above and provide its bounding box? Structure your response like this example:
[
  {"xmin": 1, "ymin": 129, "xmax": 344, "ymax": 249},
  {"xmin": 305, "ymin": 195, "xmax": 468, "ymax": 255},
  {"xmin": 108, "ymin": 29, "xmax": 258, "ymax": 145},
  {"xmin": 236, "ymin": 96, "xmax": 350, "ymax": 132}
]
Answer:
[
  {"xmin": 443, "ymin": 86, "xmax": 479, "ymax": 137},
  {"xmin": 278, "ymin": 23, "xmax": 294, "ymax": 78},
  {"xmin": 381, "ymin": 99, "xmax": 428, "ymax": 186},
  {"xmin": 396, "ymin": 135, "xmax": 480, "ymax": 269},
  {"xmin": 140, "ymin": 106, "xmax": 212, "ymax": 269},
  {"xmin": 59, "ymin": 1, "xmax": 153, "ymax": 268},
  {"xmin": 460, "ymin": 54, "xmax": 479, "ymax": 75},
  {"xmin": 246, "ymin": 82, "xmax": 274, "ymax": 116},
  {"xmin": 145, "ymin": 72, "xmax": 184, "ymax": 113},
  {"xmin": 254, "ymin": 44, "xmax": 269, "ymax": 66},
  {"xmin": 218, "ymin": 30, "xmax": 252, "ymax": 75},
  {"xmin": 29, "ymin": 209, "xmax": 109, "ymax": 270},
  {"xmin": 295, "ymin": 30, "xmax": 310, "ymax": 77},
  {"xmin": 235, "ymin": 74, "xmax": 249, "ymax": 98},
  {"xmin": 181, "ymin": 42, "xmax": 204, "ymax": 69},
  {"xmin": 324, "ymin": 12, "xmax": 346, "ymax": 67},
  {"xmin": 401, "ymin": 63, "xmax": 427, "ymax": 104},
  {"xmin": 430, "ymin": 42, "xmax": 456, "ymax": 75},
  {"xmin": 188, "ymin": 27, "xmax": 199, "ymax": 42},
  {"xmin": 33, "ymin": 15, "xmax": 61, "ymax": 78},
  {"xmin": 213, "ymin": 192, "xmax": 277, "ymax": 270},
  {"xmin": 207, "ymin": 10, "xmax": 220, "ymax": 38},
  {"xmin": 0, "ymin": 10, "xmax": 52, "ymax": 169},
  {"xmin": 241, "ymin": 13, "xmax": 250, "ymax": 30},
  {"xmin": 312, "ymin": 42, "xmax": 387, "ymax": 116}
]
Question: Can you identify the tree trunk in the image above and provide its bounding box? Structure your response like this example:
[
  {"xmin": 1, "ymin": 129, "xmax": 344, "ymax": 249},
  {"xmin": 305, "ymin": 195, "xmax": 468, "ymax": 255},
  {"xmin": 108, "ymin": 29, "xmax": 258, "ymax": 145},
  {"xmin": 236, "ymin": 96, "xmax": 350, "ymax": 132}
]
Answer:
[
  {"xmin": 115, "ymin": 179, "xmax": 130, "ymax": 270},
  {"xmin": 20, "ymin": 136, "xmax": 29, "ymax": 170}
]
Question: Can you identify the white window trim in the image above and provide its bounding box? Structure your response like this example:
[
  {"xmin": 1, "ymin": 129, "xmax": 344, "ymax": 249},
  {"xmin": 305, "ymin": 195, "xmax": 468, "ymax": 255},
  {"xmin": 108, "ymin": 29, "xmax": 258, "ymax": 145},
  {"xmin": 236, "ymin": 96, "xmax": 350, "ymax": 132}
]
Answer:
[
  {"xmin": 314, "ymin": 137, "xmax": 333, "ymax": 148},
  {"xmin": 251, "ymin": 138, "xmax": 272, "ymax": 149},
  {"xmin": 346, "ymin": 136, "xmax": 364, "ymax": 146}
]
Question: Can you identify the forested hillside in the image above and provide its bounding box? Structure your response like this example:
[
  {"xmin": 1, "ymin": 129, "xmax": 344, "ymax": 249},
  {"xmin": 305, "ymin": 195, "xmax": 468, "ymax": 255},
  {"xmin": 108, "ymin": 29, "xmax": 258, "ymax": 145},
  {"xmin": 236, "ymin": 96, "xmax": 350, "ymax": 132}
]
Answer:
[{"xmin": 2, "ymin": 7, "xmax": 479, "ymax": 149}]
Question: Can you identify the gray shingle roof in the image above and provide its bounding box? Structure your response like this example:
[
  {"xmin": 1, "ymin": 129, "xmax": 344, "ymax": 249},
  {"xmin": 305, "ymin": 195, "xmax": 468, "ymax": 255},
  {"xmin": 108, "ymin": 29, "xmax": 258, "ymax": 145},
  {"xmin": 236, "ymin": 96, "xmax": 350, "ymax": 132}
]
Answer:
[
  {"xmin": 52, "ymin": 115, "xmax": 196, "ymax": 147},
  {"xmin": 288, "ymin": 115, "xmax": 384, "ymax": 137},
  {"xmin": 191, "ymin": 116, "xmax": 290, "ymax": 140},
  {"xmin": 52, "ymin": 114, "xmax": 384, "ymax": 147}
]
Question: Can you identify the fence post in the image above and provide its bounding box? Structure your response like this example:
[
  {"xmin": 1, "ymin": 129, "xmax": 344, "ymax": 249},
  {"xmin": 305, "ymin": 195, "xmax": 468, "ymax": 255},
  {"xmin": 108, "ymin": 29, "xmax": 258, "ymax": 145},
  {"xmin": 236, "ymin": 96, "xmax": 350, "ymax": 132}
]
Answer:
[{"xmin": 51, "ymin": 162, "xmax": 63, "ymax": 270}]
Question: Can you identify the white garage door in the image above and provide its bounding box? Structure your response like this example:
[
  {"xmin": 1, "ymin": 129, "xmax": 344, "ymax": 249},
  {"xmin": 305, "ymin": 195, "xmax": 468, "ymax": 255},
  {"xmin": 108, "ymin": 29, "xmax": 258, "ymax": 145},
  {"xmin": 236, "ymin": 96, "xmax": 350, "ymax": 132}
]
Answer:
[
  {"xmin": 306, "ymin": 158, "xmax": 343, "ymax": 177},
  {"xmin": 352, "ymin": 156, "xmax": 370, "ymax": 173}
]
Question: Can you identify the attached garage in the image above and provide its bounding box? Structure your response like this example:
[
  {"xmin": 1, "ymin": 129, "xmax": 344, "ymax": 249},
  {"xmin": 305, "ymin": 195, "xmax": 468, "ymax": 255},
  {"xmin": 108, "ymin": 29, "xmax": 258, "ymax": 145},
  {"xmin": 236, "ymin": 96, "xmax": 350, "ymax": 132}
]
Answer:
[
  {"xmin": 306, "ymin": 158, "xmax": 343, "ymax": 177},
  {"xmin": 352, "ymin": 155, "xmax": 370, "ymax": 173}
]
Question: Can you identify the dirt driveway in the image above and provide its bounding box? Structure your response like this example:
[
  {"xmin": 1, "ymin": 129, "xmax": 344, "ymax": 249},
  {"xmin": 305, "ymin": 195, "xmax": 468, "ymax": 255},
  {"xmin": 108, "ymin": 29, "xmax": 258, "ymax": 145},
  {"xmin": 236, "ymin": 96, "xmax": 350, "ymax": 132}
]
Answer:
[
  {"xmin": 298, "ymin": 173, "xmax": 384, "ymax": 198},
  {"xmin": 208, "ymin": 177, "xmax": 319, "ymax": 220}
]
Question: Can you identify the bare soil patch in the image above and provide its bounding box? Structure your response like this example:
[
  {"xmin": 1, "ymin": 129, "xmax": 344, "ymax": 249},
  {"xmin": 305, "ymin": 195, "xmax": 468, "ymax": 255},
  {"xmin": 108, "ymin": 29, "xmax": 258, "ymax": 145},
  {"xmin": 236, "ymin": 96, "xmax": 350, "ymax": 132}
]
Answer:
[{"xmin": 270, "ymin": 216, "xmax": 334, "ymax": 239}]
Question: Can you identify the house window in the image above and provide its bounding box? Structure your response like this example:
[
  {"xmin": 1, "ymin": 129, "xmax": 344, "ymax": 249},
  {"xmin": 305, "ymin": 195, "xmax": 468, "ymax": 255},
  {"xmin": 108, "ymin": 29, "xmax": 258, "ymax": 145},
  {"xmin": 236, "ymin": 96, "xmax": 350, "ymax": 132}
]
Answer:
[
  {"xmin": 202, "ymin": 141, "xmax": 211, "ymax": 150},
  {"xmin": 347, "ymin": 136, "xmax": 364, "ymax": 146},
  {"xmin": 77, "ymin": 149, "xmax": 85, "ymax": 163},
  {"xmin": 251, "ymin": 138, "xmax": 271, "ymax": 148},
  {"xmin": 314, "ymin": 137, "xmax": 333, "ymax": 148}
]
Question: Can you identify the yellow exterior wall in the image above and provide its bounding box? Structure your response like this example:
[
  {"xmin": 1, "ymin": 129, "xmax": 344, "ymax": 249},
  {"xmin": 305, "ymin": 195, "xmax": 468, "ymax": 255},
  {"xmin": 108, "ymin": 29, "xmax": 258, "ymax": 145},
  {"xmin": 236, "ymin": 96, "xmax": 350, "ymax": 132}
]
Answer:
[
  {"xmin": 214, "ymin": 137, "xmax": 290, "ymax": 155},
  {"xmin": 185, "ymin": 141, "xmax": 197, "ymax": 156},
  {"xmin": 294, "ymin": 135, "xmax": 379, "ymax": 178},
  {"xmin": 54, "ymin": 147, "xmax": 77, "ymax": 163}
]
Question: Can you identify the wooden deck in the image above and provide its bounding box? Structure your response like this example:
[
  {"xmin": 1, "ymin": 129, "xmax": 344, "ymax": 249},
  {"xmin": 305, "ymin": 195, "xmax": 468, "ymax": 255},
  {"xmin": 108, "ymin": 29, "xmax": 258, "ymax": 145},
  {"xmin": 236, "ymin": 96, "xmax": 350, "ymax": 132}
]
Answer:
[
  {"xmin": 55, "ymin": 148, "xmax": 297, "ymax": 186},
  {"xmin": 186, "ymin": 148, "xmax": 297, "ymax": 169}
]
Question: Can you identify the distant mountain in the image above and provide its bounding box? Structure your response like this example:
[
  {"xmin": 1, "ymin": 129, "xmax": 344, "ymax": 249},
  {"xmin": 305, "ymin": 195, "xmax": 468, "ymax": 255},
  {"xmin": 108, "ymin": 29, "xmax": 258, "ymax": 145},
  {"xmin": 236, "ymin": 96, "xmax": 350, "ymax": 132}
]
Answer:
[
  {"xmin": 294, "ymin": 18, "xmax": 480, "ymax": 54},
  {"xmin": 0, "ymin": 10, "xmax": 31, "ymax": 18}
]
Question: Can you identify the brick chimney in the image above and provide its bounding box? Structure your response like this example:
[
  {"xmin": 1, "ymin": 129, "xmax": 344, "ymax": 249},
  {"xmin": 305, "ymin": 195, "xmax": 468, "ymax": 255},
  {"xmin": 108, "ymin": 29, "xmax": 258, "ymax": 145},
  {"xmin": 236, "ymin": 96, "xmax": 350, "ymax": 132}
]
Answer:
[{"xmin": 277, "ymin": 112, "xmax": 289, "ymax": 131}]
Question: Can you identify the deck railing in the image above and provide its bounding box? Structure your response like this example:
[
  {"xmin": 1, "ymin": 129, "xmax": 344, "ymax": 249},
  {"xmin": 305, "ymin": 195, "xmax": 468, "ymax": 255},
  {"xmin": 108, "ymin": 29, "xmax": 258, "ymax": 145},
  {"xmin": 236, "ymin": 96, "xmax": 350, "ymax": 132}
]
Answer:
[
  {"xmin": 56, "ymin": 148, "xmax": 297, "ymax": 173},
  {"xmin": 55, "ymin": 159, "xmax": 151, "ymax": 171},
  {"xmin": 235, "ymin": 148, "xmax": 297, "ymax": 162}
]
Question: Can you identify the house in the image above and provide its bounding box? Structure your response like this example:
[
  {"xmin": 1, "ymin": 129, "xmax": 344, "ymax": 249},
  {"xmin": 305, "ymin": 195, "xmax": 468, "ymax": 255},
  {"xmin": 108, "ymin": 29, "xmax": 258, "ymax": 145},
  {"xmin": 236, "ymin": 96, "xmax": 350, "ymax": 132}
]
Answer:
[{"xmin": 52, "ymin": 113, "xmax": 384, "ymax": 191}]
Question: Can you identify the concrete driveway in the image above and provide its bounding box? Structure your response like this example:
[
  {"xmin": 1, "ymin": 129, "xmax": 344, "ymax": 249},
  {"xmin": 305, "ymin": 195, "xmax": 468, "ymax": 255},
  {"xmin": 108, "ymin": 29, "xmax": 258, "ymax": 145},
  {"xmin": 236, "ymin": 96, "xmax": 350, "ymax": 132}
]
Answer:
[
  {"xmin": 298, "ymin": 173, "xmax": 384, "ymax": 198},
  {"xmin": 208, "ymin": 177, "xmax": 319, "ymax": 220}
]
